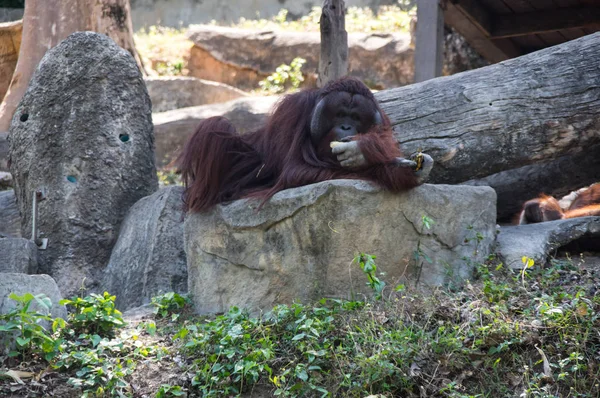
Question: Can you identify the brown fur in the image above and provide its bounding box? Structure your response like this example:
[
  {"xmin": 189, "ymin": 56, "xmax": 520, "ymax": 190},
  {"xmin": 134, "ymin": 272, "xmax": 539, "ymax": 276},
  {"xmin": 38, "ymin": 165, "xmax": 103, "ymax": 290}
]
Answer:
[
  {"xmin": 176, "ymin": 77, "xmax": 419, "ymax": 213},
  {"xmin": 516, "ymin": 184, "xmax": 600, "ymax": 225}
]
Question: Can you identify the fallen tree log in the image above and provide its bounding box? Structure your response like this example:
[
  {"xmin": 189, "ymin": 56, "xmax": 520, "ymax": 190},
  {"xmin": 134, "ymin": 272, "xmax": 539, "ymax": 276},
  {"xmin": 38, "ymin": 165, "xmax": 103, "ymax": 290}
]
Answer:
[{"xmin": 376, "ymin": 32, "xmax": 600, "ymax": 207}]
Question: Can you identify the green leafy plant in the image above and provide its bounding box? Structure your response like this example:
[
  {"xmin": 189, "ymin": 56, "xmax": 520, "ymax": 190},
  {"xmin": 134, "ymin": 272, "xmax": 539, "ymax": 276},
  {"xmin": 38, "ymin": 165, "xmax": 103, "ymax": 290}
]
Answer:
[
  {"xmin": 413, "ymin": 215, "xmax": 434, "ymax": 284},
  {"xmin": 157, "ymin": 169, "xmax": 182, "ymax": 186},
  {"xmin": 354, "ymin": 253, "xmax": 386, "ymax": 300},
  {"xmin": 60, "ymin": 292, "xmax": 125, "ymax": 337},
  {"xmin": 0, "ymin": 293, "xmax": 64, "ymax": 361},
  {"xmin": 151, "ymin": 292, "xmax": 190, "ymax": 321},
  {"xmin": 258, "ymin": 57, "xmax": 306, "ymax": 94},
  {"xmin": 156, "ymin": 384, "xmax": 187, "ymax": 397}
]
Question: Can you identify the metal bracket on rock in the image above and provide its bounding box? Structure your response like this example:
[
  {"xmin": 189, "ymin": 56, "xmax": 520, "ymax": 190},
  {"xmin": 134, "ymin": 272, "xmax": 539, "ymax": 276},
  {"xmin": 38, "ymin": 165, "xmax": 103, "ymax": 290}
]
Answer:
[{"xmin": 31, "ymin": 188, "xmax": 48, "ymax": 250}]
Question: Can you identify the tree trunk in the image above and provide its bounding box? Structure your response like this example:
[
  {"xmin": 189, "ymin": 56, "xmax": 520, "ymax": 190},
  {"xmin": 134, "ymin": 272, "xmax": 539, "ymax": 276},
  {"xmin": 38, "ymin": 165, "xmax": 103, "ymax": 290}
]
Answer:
[
  {"xmin": 0, "ymin": 0, "xmax": 145, "ymax": 132},
  {"xmin": 0, "ymin": 20, "xmax": 22, "ymax": 104},
  {"xmin": 375, "ymin": 32, "xmax": 600, "ymax": 217},
  {"xmin": 318, "ymin": 0, "xmax": 348, "ymax": 88}
]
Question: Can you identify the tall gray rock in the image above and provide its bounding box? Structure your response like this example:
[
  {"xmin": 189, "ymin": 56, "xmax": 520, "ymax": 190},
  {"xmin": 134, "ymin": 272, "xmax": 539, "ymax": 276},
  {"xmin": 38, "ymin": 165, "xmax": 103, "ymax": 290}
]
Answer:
[
  {"xmin": 103, "ymin": 186, "xmax": 187, "ymax": 311},
  {"xmin": 185, "ymin": 181, "xmax": 497, "ymax": 314},
  {"xmin": 8, "ymin": 32, "xmax": 158, "ymax": 298},
  {"xmin": 0, "ymin": 190, "xmax": 19, "ymax": 238}
]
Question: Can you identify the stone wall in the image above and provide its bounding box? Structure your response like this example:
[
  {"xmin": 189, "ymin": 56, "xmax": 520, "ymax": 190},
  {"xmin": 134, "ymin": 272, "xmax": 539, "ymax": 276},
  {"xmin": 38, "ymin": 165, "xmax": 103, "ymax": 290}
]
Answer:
[{"xmin": 130, "ymin": 0, "xmax": 403, "ymax": 29}]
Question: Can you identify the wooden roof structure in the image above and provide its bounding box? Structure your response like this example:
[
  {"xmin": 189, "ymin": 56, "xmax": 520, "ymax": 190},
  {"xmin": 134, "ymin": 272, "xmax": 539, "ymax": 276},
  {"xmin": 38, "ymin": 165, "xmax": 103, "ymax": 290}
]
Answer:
[{"xmin": 445, "ymin": 0, "xmax": 600, "ymax": 63}]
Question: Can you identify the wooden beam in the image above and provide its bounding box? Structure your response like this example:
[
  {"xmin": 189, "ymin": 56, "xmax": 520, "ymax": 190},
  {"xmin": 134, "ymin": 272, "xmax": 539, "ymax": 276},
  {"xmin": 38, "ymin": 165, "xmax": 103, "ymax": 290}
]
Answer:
[
  {"xmin": 414, "ymin": 0, "xmax": 444, "ymax": 83},
  {"xmin": 450, "ymin": 0, "xmax": 492, "ymax": 36},
  {"xmin": 492, "ymin": 7, "xmax": 600, "ymax": 39},
  {"xmin": 444, "ymin": 1, "xmax": 521, "ymax": 63}
]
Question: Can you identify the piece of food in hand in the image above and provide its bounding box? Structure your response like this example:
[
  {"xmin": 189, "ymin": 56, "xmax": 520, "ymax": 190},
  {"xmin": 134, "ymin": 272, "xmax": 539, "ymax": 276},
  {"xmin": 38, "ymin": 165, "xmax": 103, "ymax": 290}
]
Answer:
[
  {"xmin": 330, "ymin": 141, "xmax": 343, "ymax": 148},
  {"xmin": 414, "ymin": 150, "xmax": 424, "ymax": 171}
]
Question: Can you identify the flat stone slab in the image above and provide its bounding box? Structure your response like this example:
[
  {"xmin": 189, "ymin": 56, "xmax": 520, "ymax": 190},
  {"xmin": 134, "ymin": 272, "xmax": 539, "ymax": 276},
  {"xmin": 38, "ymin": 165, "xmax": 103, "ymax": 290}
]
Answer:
[
  {"xmin": 497, "ymin": 217, "xmax": 600, "ymax": 269},
  {"xmin": 185, "ymin": 181, "xmax": 497, "ymax": 314},
  {"xmin": 0, "ymin": 273, "xmax": 67, "ymax": 320},
  {"xmin": 0, "ymin": 238, "xmax": 38, "ymax": 273},
  {"xmin": 145, "ymin": 76, "xmax": 248, "ymax": 113}
]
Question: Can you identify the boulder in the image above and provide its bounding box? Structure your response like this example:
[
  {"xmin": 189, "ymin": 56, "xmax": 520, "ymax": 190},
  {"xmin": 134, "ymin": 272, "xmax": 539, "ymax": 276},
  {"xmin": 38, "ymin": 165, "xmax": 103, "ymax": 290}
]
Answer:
[
  {"xmin": 0, "ymin": 20, "xmax": 22, "ymax": 101},
  {"xmin": 8, "ymin": 32, "xmax": 158, "ymax": 298},
  {"xmin": 0, "ymin": 131, "xmax": 8, "ymax": 170},
  {"xmin": 0, "ymin": 189, "xmax": 19, "ymax": 237},
  {"xmin": 103, "ymin": 186, "xmax": 186, "ymax": 311},
  {"xmin": 497, "ymin": 217, "xmax": 600, "ymax": 269},
  {"xmin": 0, "ymin": 238, "xmax": 38, "ymax": 273},
  {"xmin": 144, "ymin": 76, "xmax": 248, "ymax": 113},
  {"xmin": 0, "ymin": 273, "xmax": 67, "ymax": 321},
  {"xmin": 187, "ymin": 25, "xmax": 414, "ymax": 90},
  {"xmin": 186, "ymin": 24, "xmax": 487, "ymax": 91},
  {"xmin": 185, "ymin": 181, "xmax": 497, "ymax": 314},
  {"xmin": 154, "ymin": 96, "xmax": 278, "ymax": 168}
]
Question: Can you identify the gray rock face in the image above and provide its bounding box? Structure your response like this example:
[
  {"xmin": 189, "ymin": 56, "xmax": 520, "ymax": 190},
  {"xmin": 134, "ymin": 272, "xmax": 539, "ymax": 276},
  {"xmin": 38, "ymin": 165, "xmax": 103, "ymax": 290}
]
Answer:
[
  {"xmin": 0, "ymin": 131, "xmax": 8, "ymax": 171},
  {"xmin": 8, "ymin": 32, "xmax": 158, "ymax": 298},
  {"xmin": 0, "ymin": 238, "xmax": 38, "ymax": 274},
  {"xmin": 0, "ymin": 273, "xmax": 67, "ymax": 320},
  {"xmin": 153, "ymin": 96, "xmax": 278, "ymax": 168},
  {"xmin": 0, "ymin": 189, "xmax": 19, "ymax": 238},
  {"xmin": 145, "ymin": 76, "xmax": 248, "ymax": 113},
  {"xmin": 185, "ymin": 181, "xmax": 497, "ymax": 314},
  {"xmin": 103, "ymin": 186, "xmax": 186, "ymax": 311},
  {"xmin": 498, "ymin": 217, "xmax": 600, "ymax": 269}
]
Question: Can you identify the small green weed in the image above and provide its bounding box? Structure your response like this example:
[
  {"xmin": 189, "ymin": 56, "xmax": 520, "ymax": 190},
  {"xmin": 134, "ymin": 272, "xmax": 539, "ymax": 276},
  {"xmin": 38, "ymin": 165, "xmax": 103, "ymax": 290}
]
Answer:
[
  {"xmin": 152, "ymin": 292, "xmax": 190, "ymax": 321},
  {"xmin": 156, "ymin": 384, "xmax": 187, "ymax": 397},
  {"xmin": 258, "ymin": 57, "xmax": 306, "ymax": 94},
  {"xmin": 354, "ymin": 253, "xmax": 386, "ymax": 300},
  {"xmin": 60, "ymin": 292, "xmax": 125, "ymax": 337}
]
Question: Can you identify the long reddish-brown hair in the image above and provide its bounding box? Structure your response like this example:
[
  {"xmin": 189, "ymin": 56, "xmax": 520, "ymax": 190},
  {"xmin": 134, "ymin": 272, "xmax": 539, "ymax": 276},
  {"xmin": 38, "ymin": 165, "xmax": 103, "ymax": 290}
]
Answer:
[{"xmin": 176, "ymin": 77, "xmax": 418, "ymax": 213}]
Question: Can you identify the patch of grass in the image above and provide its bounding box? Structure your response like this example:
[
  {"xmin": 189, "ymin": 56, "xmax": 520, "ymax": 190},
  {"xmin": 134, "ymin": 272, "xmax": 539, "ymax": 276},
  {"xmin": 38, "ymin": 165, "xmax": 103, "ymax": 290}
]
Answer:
[
  {"xmin": 157, "ymin": 168, "xmax": 182, "ymax": 186},
  {"xmin": 217, "ymin": 6, "xmax": 414, "ymax": 34},
  {"xmin": 134, "ymin": 26, "xmax": 193, "ymax": 77},
  {"xmin": 2, "ymin": 253, "xmax": 600, "ymax": 397}
]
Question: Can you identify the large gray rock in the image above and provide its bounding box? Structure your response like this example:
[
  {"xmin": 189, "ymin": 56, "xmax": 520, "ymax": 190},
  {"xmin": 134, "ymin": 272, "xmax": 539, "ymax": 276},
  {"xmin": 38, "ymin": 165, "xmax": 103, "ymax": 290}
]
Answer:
[
  {"xmin": 145, "ymin": 76, "xmax": 248, "ymax": 113},
  {"xmin": 498, "ymin": 217, "xmax": 600, "ymax": 269},
  {"xmin": 0, "ymin": 273, "xmax": 67, "ymax": 320},
  {"xmin": 0, "ymin": 238, "xmax": 38, "ymax": 274},
  {"xmin": 0, "ymin": 131, "xmax": 8, "ymax": 171},
  {"xmin": 187, "ymin": 25, "xmax": 414, "ymax": 90},
  {"xmin": 185, "ymin": 181, "xmax": 497, "ymax": 314},
  {"xmin": 0, "ymin": 189, "xmax": 19, "ymax": 237},
  {"xmin": 103, "ymin": 186, "xmax": 186, "ymax": 311},
  {"xmin": 8, "ymin": 32, "xmax": 158, "ymax": 297},
  {"xmin": 154, "ymin": 96, "xmax": 278, "ymax": 168}
]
